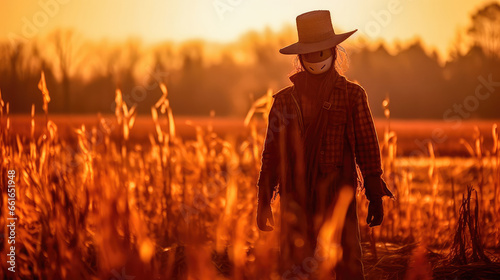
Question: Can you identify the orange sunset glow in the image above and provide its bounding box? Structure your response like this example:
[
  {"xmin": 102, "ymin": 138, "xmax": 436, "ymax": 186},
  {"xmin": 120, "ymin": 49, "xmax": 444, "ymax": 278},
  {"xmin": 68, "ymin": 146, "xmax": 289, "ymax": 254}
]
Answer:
[
  {"xmin": 0, "ymin": 0, "xmax": 492, "ymax": 57},
  {"xmin": 1, "ymin": 1, "xmax": 500, "ymax": 280}
]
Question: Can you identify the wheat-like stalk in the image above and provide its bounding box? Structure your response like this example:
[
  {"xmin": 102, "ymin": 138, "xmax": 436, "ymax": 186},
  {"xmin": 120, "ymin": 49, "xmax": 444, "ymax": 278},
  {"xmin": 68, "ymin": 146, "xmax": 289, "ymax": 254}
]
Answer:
[{"xmin": 0, "ymin": 75, "xmax": 499, "ymax": 279}]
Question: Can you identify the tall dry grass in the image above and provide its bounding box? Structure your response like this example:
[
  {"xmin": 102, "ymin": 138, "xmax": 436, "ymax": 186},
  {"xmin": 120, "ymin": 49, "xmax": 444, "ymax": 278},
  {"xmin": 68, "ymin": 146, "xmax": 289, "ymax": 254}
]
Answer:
[{"xmin": 0, "ymin": 74, "xmax": 499, "ymax": 279}]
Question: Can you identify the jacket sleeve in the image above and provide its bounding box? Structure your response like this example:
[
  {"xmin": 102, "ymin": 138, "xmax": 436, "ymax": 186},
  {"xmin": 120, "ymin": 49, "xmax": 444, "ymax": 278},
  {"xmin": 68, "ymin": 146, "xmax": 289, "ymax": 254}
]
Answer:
[
  {"xmin": 257, "ymin": 96, "xmax": 282, "ymax": 205},
  {"xmin": 351, "ymin": 85, "xmax": 394, "ymax": 200}
]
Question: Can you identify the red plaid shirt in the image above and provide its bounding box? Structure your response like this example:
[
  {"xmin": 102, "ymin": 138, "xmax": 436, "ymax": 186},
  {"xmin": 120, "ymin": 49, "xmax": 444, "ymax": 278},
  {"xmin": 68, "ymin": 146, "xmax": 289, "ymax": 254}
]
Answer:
[{"xmin": 257, "ymin": 72, "xmax": 392, "ymax": 202}]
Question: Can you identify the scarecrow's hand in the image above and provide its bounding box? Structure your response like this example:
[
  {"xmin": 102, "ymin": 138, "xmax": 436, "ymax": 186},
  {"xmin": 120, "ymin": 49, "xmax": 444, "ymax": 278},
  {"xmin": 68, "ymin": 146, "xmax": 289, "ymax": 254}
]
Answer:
[
  {"xmin": 364, "ymin": 175, "xmax": 394, "ymax": 201},
  {"xmin": 257, "ymin": 203, "xmax": 274, "ymax": 231},
  {"xmin": 366, "ymin": 198, "xmax": 383, "ymax": 227}
]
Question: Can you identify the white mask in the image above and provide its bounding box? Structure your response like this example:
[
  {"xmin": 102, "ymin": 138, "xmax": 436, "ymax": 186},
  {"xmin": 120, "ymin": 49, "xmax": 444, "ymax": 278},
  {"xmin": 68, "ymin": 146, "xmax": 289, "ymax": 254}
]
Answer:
[{"xmin": 302, "ymin": 55, "xmax": 333, "ymax": 75}]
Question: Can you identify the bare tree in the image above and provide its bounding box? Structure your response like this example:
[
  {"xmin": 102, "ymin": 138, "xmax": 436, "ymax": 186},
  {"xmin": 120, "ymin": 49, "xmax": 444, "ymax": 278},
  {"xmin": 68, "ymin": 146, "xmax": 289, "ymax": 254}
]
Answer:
[
  {"xmin": 179, "ymin": 40, "xmax": 204, "ymax": 70},
  {"xmin": 8, "ymin": 42, "xmax": 24, "ymax": 93},
  {"xmin": 50, "ymin": 29, "xmax": 81, "ymax": 112},
  {"xmin": 121, "ymin": 38, "xmax": 142, "ymax": 83},
  {"xmin": 468, "ymin": 3, "xmax": 500, "ymax": 58}
]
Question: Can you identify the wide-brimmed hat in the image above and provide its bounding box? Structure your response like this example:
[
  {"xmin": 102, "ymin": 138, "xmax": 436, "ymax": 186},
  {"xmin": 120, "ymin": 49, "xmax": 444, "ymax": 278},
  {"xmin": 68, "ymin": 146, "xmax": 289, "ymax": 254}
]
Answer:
[{"xmin": 279, "ymin": 10, "xmax": 357, "ymax": 55}]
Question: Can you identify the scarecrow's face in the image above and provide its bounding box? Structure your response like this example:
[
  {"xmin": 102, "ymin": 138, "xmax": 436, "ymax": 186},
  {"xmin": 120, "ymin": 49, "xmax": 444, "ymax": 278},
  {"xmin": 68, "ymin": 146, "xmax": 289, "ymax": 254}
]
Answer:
[{"xmin": 301, "ymin": 48, "xmax": 333, "ymax": 75}]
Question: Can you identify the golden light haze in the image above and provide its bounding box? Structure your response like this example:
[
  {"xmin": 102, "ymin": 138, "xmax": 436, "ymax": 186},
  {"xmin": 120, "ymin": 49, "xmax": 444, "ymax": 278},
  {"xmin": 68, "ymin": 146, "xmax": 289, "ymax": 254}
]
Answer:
[{"xmin": 1, "ymin": 0, "xmax": 496, "ymax": 58}]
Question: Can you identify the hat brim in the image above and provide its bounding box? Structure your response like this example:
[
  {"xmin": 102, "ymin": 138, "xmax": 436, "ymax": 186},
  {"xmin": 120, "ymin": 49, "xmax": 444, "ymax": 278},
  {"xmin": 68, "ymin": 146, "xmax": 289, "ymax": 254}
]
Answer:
[{"xmin": 279, "ymin": 29, "xmax": 357, "ymax": 55}]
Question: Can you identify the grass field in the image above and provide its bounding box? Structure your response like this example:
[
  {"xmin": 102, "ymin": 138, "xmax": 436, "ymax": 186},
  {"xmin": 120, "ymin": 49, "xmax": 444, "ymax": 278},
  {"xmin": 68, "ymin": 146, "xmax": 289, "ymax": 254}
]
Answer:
[
  {"xmin": 8, "ymin": 114, "xmax": 499, "ymax": 156},
  {"xmin": 1, "ymin": 85, "xmax": 500, "ymax": 279}
]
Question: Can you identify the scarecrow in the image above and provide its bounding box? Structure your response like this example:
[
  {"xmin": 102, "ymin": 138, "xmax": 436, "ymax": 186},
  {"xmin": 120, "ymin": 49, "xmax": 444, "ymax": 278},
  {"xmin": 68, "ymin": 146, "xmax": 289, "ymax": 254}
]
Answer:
[{"xmin": 256, "ymin": 10, "xmax": 394, "ymax": 280}]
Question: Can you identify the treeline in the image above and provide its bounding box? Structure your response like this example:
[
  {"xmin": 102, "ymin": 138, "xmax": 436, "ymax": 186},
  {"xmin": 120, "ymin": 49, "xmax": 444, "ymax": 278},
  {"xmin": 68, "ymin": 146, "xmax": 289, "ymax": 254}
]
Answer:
[
  {"xmin": 1, "ymin": 3, "xmax": 499, "ymax": 119},
  {"xmin": 349, "ymin": 43, "xmax": 500, "ymax": 119}
]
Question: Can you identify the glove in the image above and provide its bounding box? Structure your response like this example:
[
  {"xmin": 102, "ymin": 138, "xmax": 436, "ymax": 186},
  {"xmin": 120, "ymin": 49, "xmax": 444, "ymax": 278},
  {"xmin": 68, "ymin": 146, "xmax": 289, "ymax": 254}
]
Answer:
[
  {"xmin": 257, "ymin": 202, "xmax": 274, "ymax": 231},
  {"xmin": 363, "ymin": 175, "xmax": 394, "ymax": 201},
  {"xmin": 364, "ymin": 175, "xmax": 391, "ymax": 227},
  {"xmin": 366, "ymin": 198, "xmax": 383, "ymax": 227},
  {"xmin": 256, "ymin": 171, "xmax": 276, "ymax": 231}
]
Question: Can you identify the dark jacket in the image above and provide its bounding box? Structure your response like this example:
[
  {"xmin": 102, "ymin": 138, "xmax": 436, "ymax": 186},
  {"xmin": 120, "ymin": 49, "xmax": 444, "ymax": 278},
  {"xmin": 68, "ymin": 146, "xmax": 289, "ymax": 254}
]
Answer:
[{"xmin": 257, "ymin": 71, "xmax": 394, "ymax": 204}]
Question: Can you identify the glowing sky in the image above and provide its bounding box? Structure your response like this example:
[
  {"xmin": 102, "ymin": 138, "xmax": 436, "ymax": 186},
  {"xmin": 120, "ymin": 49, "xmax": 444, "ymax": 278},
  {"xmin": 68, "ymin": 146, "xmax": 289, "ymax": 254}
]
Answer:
[{"xmin": 1, "ymin": 0, "xmax": 495, "ymax": 56}]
